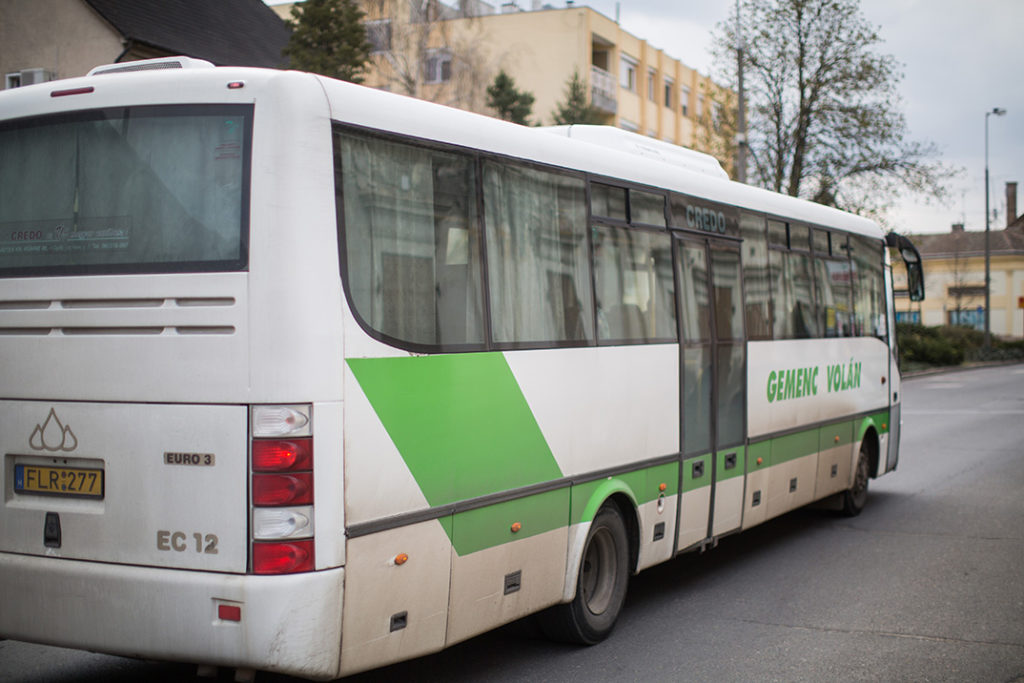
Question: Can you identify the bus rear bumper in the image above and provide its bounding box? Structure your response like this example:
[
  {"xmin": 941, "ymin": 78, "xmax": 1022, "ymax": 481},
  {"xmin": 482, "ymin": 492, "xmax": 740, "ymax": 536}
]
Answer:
[{"xmin": 0, "ymin": 552, "xmax": 344, "ymax": 681}]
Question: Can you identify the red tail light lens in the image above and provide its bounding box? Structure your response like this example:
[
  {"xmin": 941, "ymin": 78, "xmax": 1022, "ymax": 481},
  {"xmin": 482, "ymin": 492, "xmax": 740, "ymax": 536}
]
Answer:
[
  {"xmin": 252, "ymin": 472, "xmax": 313, "ymax": 506},
  {"xmin": 253, "ymin": 540, "xmax": 314, "ymax": 574},
  {"xmin": 252, "ymin": 438, "xmax": 312, "ymax": 472}
]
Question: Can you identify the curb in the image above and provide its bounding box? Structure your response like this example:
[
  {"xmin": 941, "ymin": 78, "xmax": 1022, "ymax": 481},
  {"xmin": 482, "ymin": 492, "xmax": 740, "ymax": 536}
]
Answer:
[{"xmin": 902, "ymin": 359, "xmax": 1024, "ymax": 379}]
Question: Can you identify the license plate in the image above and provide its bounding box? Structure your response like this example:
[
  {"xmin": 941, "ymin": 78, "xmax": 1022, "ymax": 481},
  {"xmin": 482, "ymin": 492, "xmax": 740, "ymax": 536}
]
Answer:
[{"xmin": 14, "ymin": 464, "xmax": 104, "ymax": 499}]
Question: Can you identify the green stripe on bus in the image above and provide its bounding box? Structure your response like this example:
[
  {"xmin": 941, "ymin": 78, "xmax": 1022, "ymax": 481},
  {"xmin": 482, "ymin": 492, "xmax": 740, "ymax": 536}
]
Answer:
[
  {"xmin": 771, "ymin": 429, "xmax": 819, "ymax": 465},
  {"xmin": 347, "ymin": 353, "xmax": 562, "ymax": 507},
  {"xmin": 684, "ymin": 454, "xmax": 711, "ymax": 490},
  {"xmin": 868, "ymin": 410, "xmax": 891, "ymax": 434},
  {"xmin": 452, "ymin": 488, "xmax": 569, "ymax": 556},
  {"xmin": 751, "ymin": 418, "xmax": 863, "ymax": 468},
  {"xmin": 747, "ymin": 440, "xmax": 771, "ymax": 472},
  {"xmin": 569, "ymin": 461, "xmax": 678, "ymax": 526},
  {"xmin": 716, "ymin": 446, "xmax": 746, "ymax": 482}
]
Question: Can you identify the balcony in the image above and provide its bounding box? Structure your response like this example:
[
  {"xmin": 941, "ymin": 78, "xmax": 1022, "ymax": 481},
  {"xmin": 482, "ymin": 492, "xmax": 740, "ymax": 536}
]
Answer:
[{"xmin": 590, "ymin": 65, "xmax": 617, "ymax": 114}]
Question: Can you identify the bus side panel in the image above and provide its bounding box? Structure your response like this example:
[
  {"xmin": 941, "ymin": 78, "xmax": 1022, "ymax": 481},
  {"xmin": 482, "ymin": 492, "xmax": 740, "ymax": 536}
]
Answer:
[
  {"xmin": 342, "ymin": 361, "xmax": 431, "ymax": 526},
  {"xmin": 506, "ymin": 345, "xmax": 679, "ymax": 477},
  {"xmin": 446, "ymin": 501, "xmax": 569, "ymax": 646},
  {"xmin": 742, "ymin": 441, "xmax": 771, "ymax": 530},
  {"xmin": 247, "ymin": 70, "xmax": 347, "ymax": 405},
  {"xmin": 747, "ymin": 338, "xmax": 890, "ymax": 440},
  {"xmin": 814, "ymin": 421, "xmax": 855, "ymax": 499},
  {"xmin": 339, "ymin": 520, "xmax": 452, "ymax": 677}
]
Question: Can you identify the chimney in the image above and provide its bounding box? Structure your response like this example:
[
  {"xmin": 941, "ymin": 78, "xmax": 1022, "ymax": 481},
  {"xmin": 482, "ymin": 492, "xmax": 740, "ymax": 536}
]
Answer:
[
  {"xmin": 1007, "ymin": 181, "xmax": 1018, "ymax": 227},
  {"xmin": 951, "ymin": 222, "xmax": 964, "ymax": 233}
]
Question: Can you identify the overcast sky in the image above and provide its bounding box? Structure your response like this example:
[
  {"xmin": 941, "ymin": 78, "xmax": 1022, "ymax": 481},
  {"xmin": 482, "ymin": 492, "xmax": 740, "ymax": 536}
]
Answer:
[
  {"xmin": 271, "ymin": 0, "xmax": 1023, "ymax": 234},
  {"xmin": 566, "ymin": 0, "xmax": 1024, "ymax": 234}
]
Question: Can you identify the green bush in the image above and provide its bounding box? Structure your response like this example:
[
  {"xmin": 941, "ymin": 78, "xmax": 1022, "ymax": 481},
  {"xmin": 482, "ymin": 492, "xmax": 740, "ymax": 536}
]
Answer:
[{"xmin": 896, "ymin": 322, "xmax": 1024, "ymax": 368}]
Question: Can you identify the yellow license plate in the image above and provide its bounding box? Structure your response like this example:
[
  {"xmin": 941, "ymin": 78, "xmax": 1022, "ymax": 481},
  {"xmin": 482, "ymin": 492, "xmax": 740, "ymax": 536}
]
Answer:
[{"xmin": 14, "ymin": 464, "xmax": 104, "ymax": 499}]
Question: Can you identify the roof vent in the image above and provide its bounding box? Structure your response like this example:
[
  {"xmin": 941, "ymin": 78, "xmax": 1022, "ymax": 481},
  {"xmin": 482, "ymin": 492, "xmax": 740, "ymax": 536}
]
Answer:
[
  {"xmin": 541, "ymin": 125, "xmax": 729, "ymax": 179},
  {"xmin": 87, "ymin": 56, "xmax": 215, "ymax": 77}
]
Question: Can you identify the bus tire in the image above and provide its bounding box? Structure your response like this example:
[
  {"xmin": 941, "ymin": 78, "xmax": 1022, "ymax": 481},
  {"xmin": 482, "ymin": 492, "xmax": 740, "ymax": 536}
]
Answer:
[
  {"xmin": 841, "ymin": 441, "xmax": 871, "ymax": 516},
  {"xmin": 540, "ymin": 504, "xmax": 629, "ymax": 645}
]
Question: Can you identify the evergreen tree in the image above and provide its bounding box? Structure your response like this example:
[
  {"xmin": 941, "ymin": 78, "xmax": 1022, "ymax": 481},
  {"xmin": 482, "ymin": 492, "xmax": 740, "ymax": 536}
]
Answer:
[
  {"xmin": 551, "ymin": 68, "xmax": 603, "ymax": 125},
  {"xmin": 486, "ymin": 70, "xmax": 535, "ymax": 125},
  {"xmin": 283, "ymin": 0, "xmax": 372, "ymax": 84}
]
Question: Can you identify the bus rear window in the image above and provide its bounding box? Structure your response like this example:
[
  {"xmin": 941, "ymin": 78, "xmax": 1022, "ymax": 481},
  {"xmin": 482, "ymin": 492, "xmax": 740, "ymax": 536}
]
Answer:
[{"xmin": 0, "ymin": 104, "xmax": 251, "ymax": 276}]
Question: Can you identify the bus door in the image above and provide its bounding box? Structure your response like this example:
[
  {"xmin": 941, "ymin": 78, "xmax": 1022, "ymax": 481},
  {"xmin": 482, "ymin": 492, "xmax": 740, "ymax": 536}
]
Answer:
[
  {"xmin": 708, "ymin": 243, "xmax": 746, "ymax": 537},
  {"xmin": 674, "ymin": 235, "xmax": 746, "ymax": 550}
]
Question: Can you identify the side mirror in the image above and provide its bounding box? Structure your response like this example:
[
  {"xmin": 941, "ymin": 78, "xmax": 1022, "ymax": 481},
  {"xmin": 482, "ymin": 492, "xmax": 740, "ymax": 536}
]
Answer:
[{"xmin": 886, "ymin": 232, "xmax": 925, "ymax": 302}]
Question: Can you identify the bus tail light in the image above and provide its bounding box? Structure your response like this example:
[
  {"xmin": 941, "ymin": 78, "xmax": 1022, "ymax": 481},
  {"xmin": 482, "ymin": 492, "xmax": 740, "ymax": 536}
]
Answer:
[
  {"xmin": 253, "ymin": 540, "xmax": 314, "ymax": 575},
  {"xmin": 250, "ymin": 405, "xmax": 314, "ymax": 574},
  {"xmin": 252, "ymin": 439, "xmax": 312, "ymax": 472},
  {"xmin": 252, "ymin": 472, "xmax": 313, "ymax": 506}
]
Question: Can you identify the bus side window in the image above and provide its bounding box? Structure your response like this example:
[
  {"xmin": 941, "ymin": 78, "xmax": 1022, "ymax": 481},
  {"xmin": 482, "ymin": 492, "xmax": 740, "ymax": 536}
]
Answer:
[
  {"xmin": 814, "ymin": 232, "xmax": 853, "ymax": 337},
  {"xmin": 850, "ymin": 235, "xmax": 887, "ymax": 339},
  {"xmin": 593, "ymin": 225, "xmax": 676, "ymax": 343},
  {"xmin": 335, "ymin": 130, "xmax": 485, "ymax": 349},
  {"xmin": 483, "ymin": 162, "xmax": 592, "ymax": 345},
  {"xmin": 739, "ymin": 212, "xmax": 772, "ymax": 340}
]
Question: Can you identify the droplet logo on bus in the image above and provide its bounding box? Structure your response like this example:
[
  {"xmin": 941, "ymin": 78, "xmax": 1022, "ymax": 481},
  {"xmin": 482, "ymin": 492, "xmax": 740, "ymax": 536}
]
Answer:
[
  {"xmin": 29, "ymin": 408, "xmax": 78, "ymax": 452},
  {"xmin": 766, "ymin": 359, "xmax": 863, "ymax": 403}
]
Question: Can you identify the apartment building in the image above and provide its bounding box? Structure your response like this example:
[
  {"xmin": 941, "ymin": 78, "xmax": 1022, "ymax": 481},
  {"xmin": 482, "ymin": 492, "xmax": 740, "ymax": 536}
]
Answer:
[{"xmin": 273, "ymin": 0, "xmax": 734, "ymax": 166}]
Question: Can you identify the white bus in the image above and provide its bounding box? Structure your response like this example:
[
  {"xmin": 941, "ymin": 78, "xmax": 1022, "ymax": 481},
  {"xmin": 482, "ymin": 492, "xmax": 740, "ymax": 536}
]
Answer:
[{"xmin": 0, "ymin": 59, "xmax": 924, "ymax": 680}]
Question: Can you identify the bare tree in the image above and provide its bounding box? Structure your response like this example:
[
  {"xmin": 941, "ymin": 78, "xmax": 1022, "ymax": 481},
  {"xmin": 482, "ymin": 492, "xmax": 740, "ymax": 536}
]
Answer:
[{"xmin": 711, "ymin": 0, "xmax": 958, "ymax": 218}]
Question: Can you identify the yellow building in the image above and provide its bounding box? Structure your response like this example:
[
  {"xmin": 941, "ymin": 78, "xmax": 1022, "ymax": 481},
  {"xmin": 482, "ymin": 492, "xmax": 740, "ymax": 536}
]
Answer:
[
  {"xmin": 273, "ymin": 1, "xmax": 734, "ymax": 167},
  {"xmin": 893, "ymin": 184, "xmax": 1024, "ymax": 339}
]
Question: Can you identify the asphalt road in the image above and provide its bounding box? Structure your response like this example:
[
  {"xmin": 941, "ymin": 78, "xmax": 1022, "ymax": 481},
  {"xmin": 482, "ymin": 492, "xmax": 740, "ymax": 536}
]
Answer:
[{"xmin": 3, "ymin": 364, "xmax": 1023, "ymax": 682}]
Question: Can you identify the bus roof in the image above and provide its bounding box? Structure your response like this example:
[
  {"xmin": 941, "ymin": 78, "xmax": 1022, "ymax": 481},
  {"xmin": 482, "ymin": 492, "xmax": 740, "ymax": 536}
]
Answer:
[{"xmin": 0, "ymin": 61, "xmax": 883, "ymax": 242}]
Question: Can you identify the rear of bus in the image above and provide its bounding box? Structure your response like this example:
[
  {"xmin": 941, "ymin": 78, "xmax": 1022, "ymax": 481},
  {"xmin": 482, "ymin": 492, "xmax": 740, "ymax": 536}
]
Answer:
[{"xmin": 0, "ymin": 61, "xmax": 348, "ymax": 679}]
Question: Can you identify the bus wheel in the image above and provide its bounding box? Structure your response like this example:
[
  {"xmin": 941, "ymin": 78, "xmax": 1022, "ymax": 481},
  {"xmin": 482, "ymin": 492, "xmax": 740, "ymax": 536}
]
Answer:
[
  {"xmin": 540, "ymin": 504, "xmax": 629, "ymax": 645},
  {"xmin": 842, "ymin": 441, "xmax": 871, "ymax": 516}
]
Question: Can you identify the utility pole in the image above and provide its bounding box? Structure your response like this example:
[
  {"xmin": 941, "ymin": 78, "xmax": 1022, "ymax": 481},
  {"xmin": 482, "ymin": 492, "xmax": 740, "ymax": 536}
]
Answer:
[
  {"xmin": 734, "ymin": 0, "xmax": 747, "ymax": 183},
  {"xmin": 984, "ymin": 107, "xmax": 1006, "ymax": 349}
]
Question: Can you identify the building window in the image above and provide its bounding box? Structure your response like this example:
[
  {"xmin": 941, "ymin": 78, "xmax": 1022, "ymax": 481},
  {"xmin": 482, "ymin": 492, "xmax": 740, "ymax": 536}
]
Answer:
[
  {"xmin": 620, "ymin": 55, "xmax": 637, "ymax": 92},
  {"xmin": 697, "ymin": 94, "xmax": 705, "ymax": 119},
  {"xmin": 365, "ymin": 19, "xmax": 392, "ymax": 53},
  {"xmin": 647, "ymin": 68, "xmax": 656, "ymax": 101},
  {"xmin": 680, "ymin": 86, "xmax": 690, "ymax": 117},
  {"xmin": 619, "ymin": 118, "xmax": 639, "ymax": 132},
  {"xmin": 5, "ymin": 73, "xmax": 20, "ymax": 89},
  {"xmin": 664, "ymin": 78, "xmax": 673, "ymax": 109},
  {"xmin": 424, "ymin": 49, "xmax": 452, "ymax": 84},
  {"xmin": 948, "ymin": 309, "xmax": 985, "ymax": 331},
  {"xmin": 712, "ymin": 102, "xmax": 723, "ymax": 131}
]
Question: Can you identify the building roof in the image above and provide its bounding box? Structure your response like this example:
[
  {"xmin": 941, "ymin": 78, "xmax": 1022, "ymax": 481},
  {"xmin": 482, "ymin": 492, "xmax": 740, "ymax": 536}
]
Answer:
[
  {"xmin": 910, "ymin": 223, "xmax": 1024, "ymax": 259},
  {"xmin": 84, "ymin": 0, "xmax": 290, "ymax": 69}
]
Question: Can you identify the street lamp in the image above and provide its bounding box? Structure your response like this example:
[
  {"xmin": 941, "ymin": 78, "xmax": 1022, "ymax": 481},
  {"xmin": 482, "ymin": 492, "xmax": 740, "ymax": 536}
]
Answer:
[{"xmin": 984, "ymin": 106, "xmax": 1006, "ymax": 349}]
